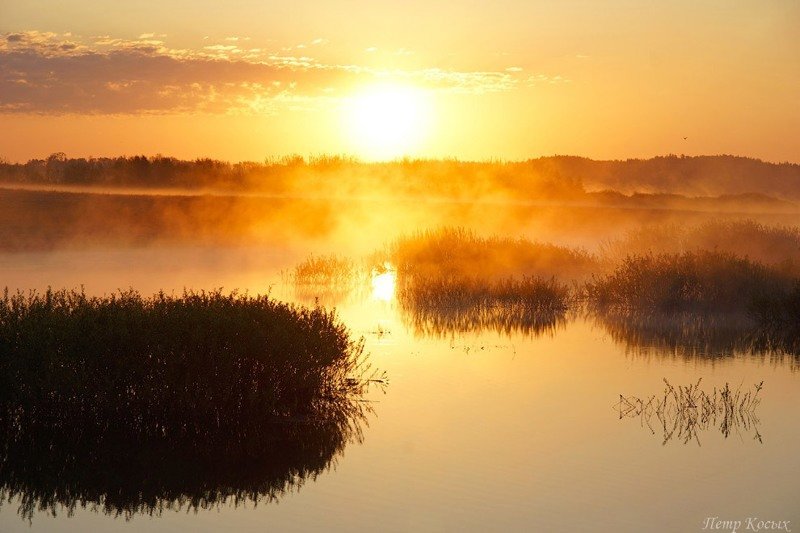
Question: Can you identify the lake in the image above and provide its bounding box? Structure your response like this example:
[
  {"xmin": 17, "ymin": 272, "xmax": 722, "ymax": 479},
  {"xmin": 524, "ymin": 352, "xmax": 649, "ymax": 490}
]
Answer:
[{"xmin": 0, "ymin": 245, "xmax": 798, "ymax": 532}]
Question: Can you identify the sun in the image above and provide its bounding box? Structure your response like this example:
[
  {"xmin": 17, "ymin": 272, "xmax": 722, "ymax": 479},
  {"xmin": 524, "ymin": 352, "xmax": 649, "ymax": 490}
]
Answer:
[{"xmin": 343, "ymin": 84, "xmax": 431, "ymax": 160}]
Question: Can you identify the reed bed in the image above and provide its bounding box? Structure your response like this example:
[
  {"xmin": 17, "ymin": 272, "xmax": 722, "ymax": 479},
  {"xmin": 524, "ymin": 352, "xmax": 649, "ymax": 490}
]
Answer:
[
  {"xmin": 616, "ymin": 379, "xmax": 763, "ymax": 445},
  {"xmin": 292, "ymin": 254, "xmax": 358, "ymax": 286},
  {"xmin": 397, "ymin": 275, "xmax": 569, "ymax": 338},
  {"xmin": 584, "ymin": 251, "xmax": 793, "ymax": 314},
  {"xmin": 284, "ymin": 227, "xmax": 800, "ymax": 352},
  {"xmin": 288, "ymin": 254, "xmax": 370, "ymax": 306},
  {"xmin": 380, "ymin": 228, "xmax": 581, "ymax": 338},
  {"xmin": 386, "ymin": 227, "xmax": 597, "ymax": 282},
  {"xmin": 602, "ymin": 220, "xmax": 800, "ymax": 271},
  {"xmin": 0, "ymin": 288, "xmax": 377, "ymax": 518},
  {"xmin": 398, "ymin": 275, "xmax": 570, "ymax": 312}
]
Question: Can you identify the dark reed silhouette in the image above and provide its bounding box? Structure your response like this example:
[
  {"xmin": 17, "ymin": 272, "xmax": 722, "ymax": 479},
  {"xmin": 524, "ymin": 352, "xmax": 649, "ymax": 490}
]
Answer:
[
  {"xmin": 584, "ymin": 251, "xmax": 794, "ymax": 314},
  {"xmin": 616, "ymin": 379, "xmax": 764, "ymax": 445},
  {"xmin": 0, "ymin": 289, "xmax": 376, "ymax": 520},
  {"xmin": 584, "ymin": 251, "xmax": 800, "ymax": 361}
]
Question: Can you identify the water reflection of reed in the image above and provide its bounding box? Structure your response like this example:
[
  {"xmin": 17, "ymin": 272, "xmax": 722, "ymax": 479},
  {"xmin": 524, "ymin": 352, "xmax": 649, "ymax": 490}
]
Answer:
[
  {"xmin": 292, "ymin": 283, "xmax": 360, "ymax": 306},
  {"xmin": 592, "ymin": 310, "xmax": 800, "ymax": 364},
  {"xmin": 593, "ymin": 311, "xmax": 756, "ymax": 357},
  {"xmin": 400, "ymin": 301, "xmax": 569, "ymax": 338},
  {"xmin": 0, "ymin": 396, "xmax": 369, "ymax": 520},
  {"xmin": 397, "ymin": 276, "xmax": 569, "ymax": 338},
  {"xmin": 615, "ymin": 379, "xmax": 763, "ymax": 445}
]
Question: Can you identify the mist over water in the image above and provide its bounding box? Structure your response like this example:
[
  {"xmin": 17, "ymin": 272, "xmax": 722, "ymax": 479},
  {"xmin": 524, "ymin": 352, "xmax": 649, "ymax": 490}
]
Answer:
[{"xmin": 1, "ymin": 159, "xmax": 799, "ymax": 532}]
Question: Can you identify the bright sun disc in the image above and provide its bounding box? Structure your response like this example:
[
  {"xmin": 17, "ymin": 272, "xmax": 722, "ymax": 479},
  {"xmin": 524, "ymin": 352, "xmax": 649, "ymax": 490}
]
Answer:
[{"xmin": 344, "ymin": 84, "xmax": 431, "ymax": 160}]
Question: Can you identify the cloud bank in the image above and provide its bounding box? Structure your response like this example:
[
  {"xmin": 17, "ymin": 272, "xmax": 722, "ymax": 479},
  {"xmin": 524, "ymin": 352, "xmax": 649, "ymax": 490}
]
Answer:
[{"xmin": 0, "ymin": 31, "xmax": 531, "ymax": 115}]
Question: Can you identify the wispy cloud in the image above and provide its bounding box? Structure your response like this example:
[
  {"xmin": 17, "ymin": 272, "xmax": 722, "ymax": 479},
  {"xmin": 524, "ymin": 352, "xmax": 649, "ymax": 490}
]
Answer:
[
  {"xmin": 526, "ymin": 74, "xmax": 571, "ymax": 86},
  {"xmin": 0, "ymin": 31, "xmax": 545, "ymax": 115}
]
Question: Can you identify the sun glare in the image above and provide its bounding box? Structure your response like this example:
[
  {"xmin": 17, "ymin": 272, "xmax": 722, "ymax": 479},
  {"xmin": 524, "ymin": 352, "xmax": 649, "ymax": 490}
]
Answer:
[
  {"xmin": 371, "ymin": 263, "xmax": 397, "ymax": 301},
  {"xmin": 344, "ymin": 84, "xmax": 431, "ymax": 160}
]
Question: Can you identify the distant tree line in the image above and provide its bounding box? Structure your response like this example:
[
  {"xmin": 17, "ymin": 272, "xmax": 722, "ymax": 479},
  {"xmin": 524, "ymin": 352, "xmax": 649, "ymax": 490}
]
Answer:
[
  {"xmin": 1, "ymin": 153, "xmax": 799, "ymax": 200},
  {"xmin": 0, "ymin": 153, "xmax": 583, "ymax": 200},
  {"xmin": 541, "ymin": 154, "xmax": 800, "ymax": 200}
]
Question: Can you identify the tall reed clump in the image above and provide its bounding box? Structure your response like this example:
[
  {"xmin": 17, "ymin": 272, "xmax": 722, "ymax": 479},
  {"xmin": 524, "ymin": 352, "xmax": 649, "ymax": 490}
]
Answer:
[
  {"xmin": 602, "ymin": 220, "xmax": 800, "ymax": 273},
  {"xmin": 293, "ymin": 254, "xmax": 357, "ymax": 285},
  {"xmin": 289, "ymin": 254, "xmax": 364, "ymax": 305},
  {"xmin": 384, "ymin": 228, "xmax": 583, "ymax": 336},
  {"xmin": 583, "ymin": 251, "xmax": 794, "ymax": 314},
  {"xmin": 388, "ymin": 227, "xmax": 596, "ymax": 282},
  {"xmin": 0, "ymin": 288, "xmax": 375, "ymax": 518}
]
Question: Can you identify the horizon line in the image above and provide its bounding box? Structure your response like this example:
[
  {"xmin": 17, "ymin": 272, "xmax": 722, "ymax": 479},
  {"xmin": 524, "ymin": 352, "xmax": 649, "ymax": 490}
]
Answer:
[{"xmin": 3, "ymin": 152, "xmax": 800, "ymax": 167}]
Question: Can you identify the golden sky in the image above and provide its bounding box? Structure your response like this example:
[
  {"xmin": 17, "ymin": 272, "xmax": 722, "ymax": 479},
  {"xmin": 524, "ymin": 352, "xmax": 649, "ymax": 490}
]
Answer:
[{"xmin": 1, "ymin": 0, "xmax": 798, "ymax": 162}]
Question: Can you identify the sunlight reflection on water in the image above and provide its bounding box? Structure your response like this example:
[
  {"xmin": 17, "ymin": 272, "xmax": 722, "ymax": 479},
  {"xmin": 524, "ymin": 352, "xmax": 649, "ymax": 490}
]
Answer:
[{"xmin": 370, "ymin": 263, "xmax": 396, "ymax": 301}]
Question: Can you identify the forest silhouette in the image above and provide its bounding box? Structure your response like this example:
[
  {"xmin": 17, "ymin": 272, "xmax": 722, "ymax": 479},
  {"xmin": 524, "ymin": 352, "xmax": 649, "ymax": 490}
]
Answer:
[{"xmin": 2, "ymin": 153, "xmax": 800, "ymax": 203}]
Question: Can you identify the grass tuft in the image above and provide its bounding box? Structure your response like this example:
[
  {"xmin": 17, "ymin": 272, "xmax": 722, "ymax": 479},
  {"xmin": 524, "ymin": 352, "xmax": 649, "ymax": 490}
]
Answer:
[{"xmin": 616, "ymin": 379, "xmax": 764, "ymax": 445}]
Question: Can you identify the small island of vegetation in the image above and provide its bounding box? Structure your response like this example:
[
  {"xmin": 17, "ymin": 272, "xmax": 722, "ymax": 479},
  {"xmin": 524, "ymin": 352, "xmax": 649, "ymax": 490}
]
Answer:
[{"xmin": 0, "ymin": 289, "xmax": 376, "ymax": 518}]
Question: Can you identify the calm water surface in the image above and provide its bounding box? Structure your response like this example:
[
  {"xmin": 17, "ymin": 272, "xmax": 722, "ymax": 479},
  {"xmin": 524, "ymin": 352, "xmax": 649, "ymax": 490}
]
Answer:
[{"xmin": 1, "ymin": 246, "xmax": 798, "ymax": 532}]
